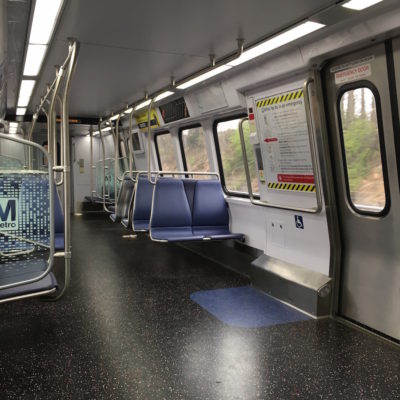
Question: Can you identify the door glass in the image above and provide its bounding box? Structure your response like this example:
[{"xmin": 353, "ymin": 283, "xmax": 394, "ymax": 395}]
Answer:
[{"xmin": 339, "ymin": 87, "xmax": 386, "ymax": 213}]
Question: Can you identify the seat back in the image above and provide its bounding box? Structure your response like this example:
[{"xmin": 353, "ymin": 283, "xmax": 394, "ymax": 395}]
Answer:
[
  {"xmin": 150, "ymin": 178, "xmax": 192, "ymax": 229},
  {"xmin": 132, "ymin": 175, "xmax": 154, "ymax": 231},
  {"xmin": 192, "ymin": 180, "xmax": 230, "ymax": 232},
  {"xmin": 54, "ymin": 186, "xmax": 64, "ymax": 235},
  {"xmin": 114, "ymin": 176, "xmax": 135, "ymax": 221}
]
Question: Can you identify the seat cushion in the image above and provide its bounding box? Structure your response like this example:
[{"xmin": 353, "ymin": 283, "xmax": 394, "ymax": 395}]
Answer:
[
  {"xmin": 0, "ymin": 272, "xmax": 57, "ymax": 300},
  {"xmin": 151, "ymin": 227, "xmax": 203, "ymax": 242}
]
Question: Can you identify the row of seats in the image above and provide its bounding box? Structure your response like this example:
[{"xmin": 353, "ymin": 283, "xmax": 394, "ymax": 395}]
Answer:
[
  {"xmin": 151, "ymin": 178, "xmax": 244, "ymax": 242},
  {"xmin": 109, "ymin": 173, "xmax": 244, "ymax": 243}
]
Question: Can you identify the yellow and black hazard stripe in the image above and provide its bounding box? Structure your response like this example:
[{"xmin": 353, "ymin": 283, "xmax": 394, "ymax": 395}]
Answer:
[
  {"xmin": 267, "ymin": 182, "xmax": 316, "ymax": 192},
  {"xmin": 256, "ymin": 89, "xmax": 304, "ymax": 108}
]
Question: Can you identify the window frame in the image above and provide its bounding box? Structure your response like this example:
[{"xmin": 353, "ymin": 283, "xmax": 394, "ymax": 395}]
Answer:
[
  {"xmin": 213, "ymin": 114, "xmax": 260, "ymax": 199},
  {"xmin": 154, "ymin": 130, "xmax": 181, "ymax": 171},
  {"xmin": 336, "ymin": 80, "xmax": 391, "ymax": 217}
]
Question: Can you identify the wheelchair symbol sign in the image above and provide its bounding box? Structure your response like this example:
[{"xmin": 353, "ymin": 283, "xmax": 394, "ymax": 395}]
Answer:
[{"xmin": 295, "ymin": 215, "xmax": 304, "ymax": 229}]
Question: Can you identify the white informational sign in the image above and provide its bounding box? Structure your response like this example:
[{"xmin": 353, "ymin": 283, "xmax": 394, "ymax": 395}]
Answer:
[
  {"xmin": 0, "ymin": 198, "xmax": 19, "ymax": 231},
  {"xmin": 254, "ymin": 88, "xmax": 315, "ymax": 192}
]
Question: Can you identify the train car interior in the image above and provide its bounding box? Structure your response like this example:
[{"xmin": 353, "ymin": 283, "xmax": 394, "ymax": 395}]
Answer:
[{"xmin": 0, "ymin": 0, "xmax": 400, "ymax": 398}]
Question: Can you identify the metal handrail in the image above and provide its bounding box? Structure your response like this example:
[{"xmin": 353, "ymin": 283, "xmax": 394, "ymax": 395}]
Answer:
[
  {"xmin": 51, "ymin": 38, "xmax": 80, "ymax": 300},
  {"xmin": 89, "ymin": 127, "xmax": 94, "ymax": 201},
  {"xmin": 98, "ymin": 122, "xmax": 114, "ymax": 213},
  {"xmin": 237, "ymin": 79, "xmax": 322, "ymax": 214},
  {"xmin": 153, "ymin": 171, "xmax": 220, "ymax": 184},
  {"xmin": 147, "ymin": 100, "xmax": 155, "ymax": 183}
]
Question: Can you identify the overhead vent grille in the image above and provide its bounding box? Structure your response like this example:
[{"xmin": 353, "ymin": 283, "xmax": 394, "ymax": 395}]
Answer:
[{"xmin": 159, "ymin": 97, "xmax": 190, "ymax": 124}]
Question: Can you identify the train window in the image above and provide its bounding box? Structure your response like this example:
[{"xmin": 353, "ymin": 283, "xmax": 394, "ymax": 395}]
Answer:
[
  {"xmin": 339, "ymin": 86, "xmax": 387, "ymax": 214},
  {"xmin": 180, "ymin": 125, "xmax": 210, "ymax": 173},
  {"xmin": 214, "ymin": 117, "xmax": 259, "ymax": 197},
  {"xmin": 154, "ymin": 132, "xmax": 178, "ymax": 171}
]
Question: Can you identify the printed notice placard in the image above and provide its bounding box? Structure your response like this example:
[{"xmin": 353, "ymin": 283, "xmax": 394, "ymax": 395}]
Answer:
[{"xmin": 255, "ymin": 88, "xmax": 315, "ymax": 192}]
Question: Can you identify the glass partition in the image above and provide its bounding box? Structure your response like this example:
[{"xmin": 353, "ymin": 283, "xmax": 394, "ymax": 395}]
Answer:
[
  {"xmin": 0, "ymin": 136, "xmax": 52, "ymax": 289},
  {"xmin": 94, "ymin": 157, "xmax": 129, "ymax": 202}
]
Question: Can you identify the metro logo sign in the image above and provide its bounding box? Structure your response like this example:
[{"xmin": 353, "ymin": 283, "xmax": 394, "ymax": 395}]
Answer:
[{"xmin": 0, "ymin": 198, "xmax": 19, "ymax": 231}]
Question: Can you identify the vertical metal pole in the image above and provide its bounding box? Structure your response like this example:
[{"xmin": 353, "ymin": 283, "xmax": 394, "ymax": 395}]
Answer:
[
  {"xmin": 128, "ymin": 109, "xmax": 135, "ymax": 180},
  {"xmin": 28, "ymin": 113, "xmax": 37, "ymax": 169},
  {"xmin": 238, "ymin": 117, "xmax": 254, "ymax": 199},
  {"xmin": 147, "ymin": 99, "xmax": 154, "ymax": 182},
  {"xmin": 48, "ymin": 67, "xmax": 63, "ymax": 169},
  {"xmin": 54, "ymin": 93, "xmax": 64, "ymax": 186},
  {"xmin": 89, "ymin": 126, "xmax": 94, "ymax": 200},
  {"xmin": 113, "ymin": 115, "xmax": 121, "ymax": 211},
  {"xmin": 58, "ymin": 39, "xmax": 79, "ymax": 299},
  {"xmin": 99, "ymin": 122, "xmax": 112, "ymax": 213}
]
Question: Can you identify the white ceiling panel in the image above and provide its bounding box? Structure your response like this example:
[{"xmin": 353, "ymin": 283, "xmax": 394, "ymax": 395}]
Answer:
[{"xmin": 24, "ymin": 0, "xmax": 342, "ymax": 118}]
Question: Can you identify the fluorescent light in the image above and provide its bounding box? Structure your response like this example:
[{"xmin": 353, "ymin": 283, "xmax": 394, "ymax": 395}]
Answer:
[
  {"xmin": 17, "ymin": 80, "xmax": 36, "ymax": 107},
  {"xmin": 109, "ymin": 114, "xmax": 120, "ymax": 121},
  {"xmin": 93, "ymin": 126, "xmax": 112, "ymax": 136},
  {"xmin": 342, "ymin": 0, "xmax": 383, "ymax": 10},
  {"xmin": 23, "ymin": 44, "xmax": 47, "ymax": 76},
  {"xmin": 154, "ymin": 91, "xmax": 174, "ymax": 102},
  {"xmin": 177, "ymin": 65, "xmax": 232, "ymax": 89},
  {"xmin": 29, "ymin": 0, "xmax": 64, "ymax": 45},
  {"xmin": 134, "ymin": 99, "xmax": 152, "ymax": 111},
  {"xmin": 124, "ymin": 107, "xmax": 134, "ymax": 114},
  {"xmin": 228, "ymin": 21, "xmax": 325, "ymax": 67},
  {"xmin": 16, "ymin": 108, "xmax": 27, "ymax": 116}
]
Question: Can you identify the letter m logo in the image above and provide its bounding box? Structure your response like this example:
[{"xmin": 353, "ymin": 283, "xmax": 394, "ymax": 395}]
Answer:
[{"xmin": 0, "ymin": 198, "xmax": 18, "ymax": 231}]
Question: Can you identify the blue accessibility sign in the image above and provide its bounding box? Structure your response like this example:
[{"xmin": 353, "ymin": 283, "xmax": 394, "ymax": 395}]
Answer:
[{"xmin": 295, "ymin": 215, "xmax": 304, "ymax": 229}]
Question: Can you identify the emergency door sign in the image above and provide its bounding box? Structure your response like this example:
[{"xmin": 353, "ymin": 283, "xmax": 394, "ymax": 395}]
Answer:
[{"xmin": 255, "ymin": 88, "xmax": 316, "ymax": 192}]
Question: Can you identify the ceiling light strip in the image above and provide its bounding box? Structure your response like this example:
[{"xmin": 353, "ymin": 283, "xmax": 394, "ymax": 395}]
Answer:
[{"xmin": 342, "ymin": 0, "xmax": 383, "ymax": 11}]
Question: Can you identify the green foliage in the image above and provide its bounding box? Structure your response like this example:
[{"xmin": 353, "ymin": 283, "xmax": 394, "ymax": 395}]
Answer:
[
  {"xmin": 219, "ymin": 122, "xmax": 258, "ymax": 192},
  {"xmin": 343, "ymin": 117, "xmax": 381, "ymax": 193}
]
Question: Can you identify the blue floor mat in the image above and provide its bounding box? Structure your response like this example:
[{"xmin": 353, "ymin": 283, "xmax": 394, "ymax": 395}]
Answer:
[{"xmin": 190, "ymin": 286, "xmax": 311, "ymax": 328}]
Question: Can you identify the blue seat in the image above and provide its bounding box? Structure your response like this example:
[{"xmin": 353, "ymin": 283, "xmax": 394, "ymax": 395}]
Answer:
[
  {"xmin": 150, "ymin": 178, "xmax": 203, "ymax": 242},
  {"xmin": 192, "ymin": 180, "xmax": 244, "ymax": 241},
  {"xmin": 0, "ymin": 272, "xmax": 57, "ymax": 300},
  {"xmin": 150, "ymin": 178, "xmax": 244, "ymax": 242},
  {"xmin": 132, "ymin": 176, "xmax": 154, "ymax": 232},
  {"xmin": 54, "ymin": 187, "xmax": 64, "ymax": 250}
]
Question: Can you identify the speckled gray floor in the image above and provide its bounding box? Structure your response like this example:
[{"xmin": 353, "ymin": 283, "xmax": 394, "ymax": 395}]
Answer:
[{"xmin": 0, "ymin": 214, "xmax": 399, "ymax": 400}]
